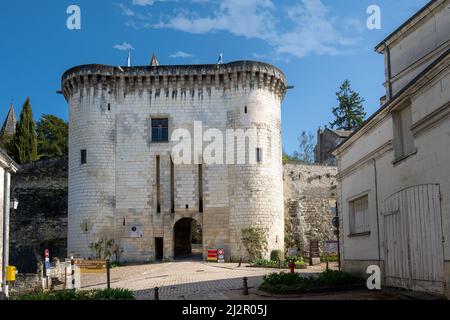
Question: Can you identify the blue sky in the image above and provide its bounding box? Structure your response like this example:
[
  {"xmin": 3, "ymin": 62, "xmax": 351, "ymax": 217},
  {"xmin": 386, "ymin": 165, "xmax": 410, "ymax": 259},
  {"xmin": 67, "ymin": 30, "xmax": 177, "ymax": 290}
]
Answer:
[{"xmin": 0, "ymin": 0, "xmax": 429, "ymax": 153}]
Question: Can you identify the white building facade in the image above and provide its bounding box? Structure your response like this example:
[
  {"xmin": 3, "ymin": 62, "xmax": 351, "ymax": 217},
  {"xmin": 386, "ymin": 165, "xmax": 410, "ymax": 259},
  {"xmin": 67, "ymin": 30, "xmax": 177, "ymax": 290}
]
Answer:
[
  {"xmin": 62, "ymin": 60, "xmax": 287, "ymax": 262},
  {"xmin": 0, "ymin": 148, "xmax": 19, "ymax": 297},
  {"xmin": 334, "ymin": 0, "xmax": 450, "ymax": 297}
]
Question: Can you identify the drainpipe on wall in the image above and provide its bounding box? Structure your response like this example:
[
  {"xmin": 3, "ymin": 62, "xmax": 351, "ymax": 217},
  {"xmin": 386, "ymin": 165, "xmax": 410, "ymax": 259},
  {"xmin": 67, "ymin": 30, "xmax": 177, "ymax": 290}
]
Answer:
[
  {"xmin": 1, "ymin": 171, "xmax": 11, "ymax": 299},
  {"xmin": 372, "ymin": 158, "xmax": 382, "ymax": 266},
  {"xmin": 385, "ymin": 44, "xmax": 393, "ymax": 100}
]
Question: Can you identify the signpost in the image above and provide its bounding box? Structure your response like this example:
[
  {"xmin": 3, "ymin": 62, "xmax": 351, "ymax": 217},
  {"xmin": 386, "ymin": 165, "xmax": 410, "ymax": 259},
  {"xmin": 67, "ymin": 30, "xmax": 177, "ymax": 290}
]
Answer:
[
  {"xmin": 323, "ymin": 240, "xmax": 339, "ymax": 255},
  {"xmin": 217, "ymin": 248, "xmax": 225, "ymax": 263},
  {"xmin": 44, "ymin": 249, "xmax": 50, "ymax": 289},
  {"xmin": 44, "ymin": 249, "xmax": 50, "ymax": 276}
]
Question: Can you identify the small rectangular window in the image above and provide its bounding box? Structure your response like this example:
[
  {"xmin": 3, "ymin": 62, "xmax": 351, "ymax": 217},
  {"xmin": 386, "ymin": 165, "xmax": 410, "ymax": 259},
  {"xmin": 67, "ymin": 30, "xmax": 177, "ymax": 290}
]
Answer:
[
  {"xmin": 81, "ymin": 149, "xmax": 87, "ymax": 164},
  {"xmin": 349, "ymin": 195, "xmax": 369, "ymax": 234},
  {"xmin": 244, "ymin": 106, "xmax": 247, "ymax": 114},
  {"xmin": 256, "ymin": 148, "xmax": 263, "ymax": 163},
  {"xmin": 393, "ymin": 105, "xmax": 415, "ymax": 161},
  {"xmin": 151, "ymin": 118, "xmax": 169, "ymax": 142}
]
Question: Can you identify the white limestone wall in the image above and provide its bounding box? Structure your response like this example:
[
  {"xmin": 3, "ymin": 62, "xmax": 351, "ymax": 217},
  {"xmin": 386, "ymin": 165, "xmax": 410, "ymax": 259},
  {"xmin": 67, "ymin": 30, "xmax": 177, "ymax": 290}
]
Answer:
[
  {"xmin": 227, "ymin": 89, "xmax": 284, "ymax": 260},
  {"xmin": 0, "ymin": 167, "xmax": 4, "ymax": 285},
  {"xmin": 66, "ymin": 66, "xmax": 285, "ymax": 261},
  {"xmin": 387, "ymin": 0, "xmax": 450, "ymax": 96},
  {"xmin": 68, "ymin": 86, "xmax": 116, "ymax": 258},
  {"xmin": 336, "ymin": 61, "xmax": 450, "ymax": 295}
]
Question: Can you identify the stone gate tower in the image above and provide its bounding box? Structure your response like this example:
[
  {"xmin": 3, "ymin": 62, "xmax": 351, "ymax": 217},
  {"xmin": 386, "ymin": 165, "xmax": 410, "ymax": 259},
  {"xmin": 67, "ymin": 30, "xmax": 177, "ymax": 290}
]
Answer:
[{"xmin": 62, "ymin": 59, "xmax": 286, "ymax": 262}]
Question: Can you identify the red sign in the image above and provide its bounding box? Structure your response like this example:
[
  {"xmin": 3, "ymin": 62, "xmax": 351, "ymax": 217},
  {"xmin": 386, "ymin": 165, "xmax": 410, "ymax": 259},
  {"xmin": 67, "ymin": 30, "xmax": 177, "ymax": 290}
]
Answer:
[
  {"xmin": 217, "ymin": 248, "xmax": 224, "ymax": 255},
  {"xmin": 45, "ymin": 249, "xmax": 49, "ymax": 258},
  {"xmin": 207, "ymin": 249, "xmax": 217, "ymax": 261}
]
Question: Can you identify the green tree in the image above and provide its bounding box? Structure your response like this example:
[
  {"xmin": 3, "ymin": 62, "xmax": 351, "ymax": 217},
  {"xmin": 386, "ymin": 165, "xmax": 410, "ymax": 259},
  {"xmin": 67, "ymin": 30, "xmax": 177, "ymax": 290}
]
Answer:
[
  {"xmin": 0, "ymin": 133, "xmax": 14, "ymax": 155},
  {"xmin": 330, "ymin": 79, "xmax": 366, "ymax": 130},
  {"xmin": 291, "ymin": 131, "xmax": 315, "ymax": 164},
  {"xmin": 36, "ymin": 114, "xmax": 68, "ymax": 157},
  {"xmin": 12, "ymin": 97, "xmax": 38, "ymax": 164}
]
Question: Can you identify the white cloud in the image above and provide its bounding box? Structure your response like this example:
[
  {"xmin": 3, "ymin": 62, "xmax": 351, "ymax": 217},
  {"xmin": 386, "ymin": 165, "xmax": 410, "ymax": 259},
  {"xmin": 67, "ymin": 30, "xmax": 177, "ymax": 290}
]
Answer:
[
  {"xmin": 132, "ymin": 0, "xmax": 155, "ymax": 6},
  {"xmin": 148, "ymin": 0, "xmax": 363, "ymax": 58},
  {"xmin": 114, "ymin": 42, "xmax": 135, "ymax": 51},
  {"xmin": 169, "ymin": 51, "xmax": 193, "ymax": 58},
  {"xmin": 132, "ymin": 0, "xmax": 174, "ymax": 6},
  {"xmin": 117, "ymin": 3, "xmax": 136, "ymax": 16}
]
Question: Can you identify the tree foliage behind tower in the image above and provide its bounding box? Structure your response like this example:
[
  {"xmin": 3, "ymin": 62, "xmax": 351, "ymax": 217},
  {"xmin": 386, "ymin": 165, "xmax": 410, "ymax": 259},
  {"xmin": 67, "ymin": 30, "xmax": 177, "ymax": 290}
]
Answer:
[
  {"xmin": 36, "ymin": 114, "xmax": 68, "ymax": 157},
  {"xmin": 0, "ymin": 133, "xmax": 14, "ymax": 155},
  {"xmin": 12, "ymin": 97, "xmax": 38, "ymax": 164},
  {"xmin": 283, "ymin": 131, "xmax": 316, "ymax": 164},
  {"xmin": 330, "ymin": 79, "xmax": 366, "ymax": 130}
]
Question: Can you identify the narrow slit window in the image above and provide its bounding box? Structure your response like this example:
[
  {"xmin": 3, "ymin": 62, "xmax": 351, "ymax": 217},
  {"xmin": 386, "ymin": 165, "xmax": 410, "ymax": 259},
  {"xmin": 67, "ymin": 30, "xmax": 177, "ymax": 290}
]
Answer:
[
  {"xmin": 199, "ymin": 164, "xmax": 203, "ymax": 213},
  {"xmin": 256, "ymin": 148, "xmax": 263, "ymax": 163},
  {"xmin": 81, "ymin": 149, "xmax": 87, "ymax": 164},
  {"xmin": 244, "ymin": 106, "xmax": 247, "ymax": 114},
  {"xmin": 156, "ymin": 155, "xmax": 161, "ymax": 213},
  {"xmin": 170, "ymin": 156, "xmax": 175, "ymax": 213}
]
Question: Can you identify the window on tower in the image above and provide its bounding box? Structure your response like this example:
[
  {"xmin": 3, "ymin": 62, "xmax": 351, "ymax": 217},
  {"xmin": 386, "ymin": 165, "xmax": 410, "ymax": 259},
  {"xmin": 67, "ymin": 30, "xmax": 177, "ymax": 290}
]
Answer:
[
  {"xmin": 151, "ymin": 118, "xmax": 169, "ymax": 142},
  {"xmin": 81, "ymin": 149, "xmax": 87, "ymax": 164}
]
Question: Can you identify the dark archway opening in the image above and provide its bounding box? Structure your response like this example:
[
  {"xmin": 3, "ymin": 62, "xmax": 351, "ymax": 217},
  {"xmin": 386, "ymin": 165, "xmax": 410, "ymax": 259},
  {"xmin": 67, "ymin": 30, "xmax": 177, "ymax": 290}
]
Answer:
[{"xmin": 174, "ymin": 218, "xmax": 202, "ymax": 259}]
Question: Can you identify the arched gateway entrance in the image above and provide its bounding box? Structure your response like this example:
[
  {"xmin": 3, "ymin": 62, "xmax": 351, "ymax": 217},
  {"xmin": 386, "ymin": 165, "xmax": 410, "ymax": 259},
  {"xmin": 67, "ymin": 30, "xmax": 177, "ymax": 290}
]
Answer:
[{"xmin": 173, "ymin": 218, "xmax": 202, "ymax": 259}]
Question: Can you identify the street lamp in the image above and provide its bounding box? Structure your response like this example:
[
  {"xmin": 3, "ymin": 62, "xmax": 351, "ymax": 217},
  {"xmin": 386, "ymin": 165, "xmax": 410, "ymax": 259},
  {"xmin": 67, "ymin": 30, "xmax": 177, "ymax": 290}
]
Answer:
[{"xmin": 330, "ymin": 202, "xmax": 341, "ymax": 271}]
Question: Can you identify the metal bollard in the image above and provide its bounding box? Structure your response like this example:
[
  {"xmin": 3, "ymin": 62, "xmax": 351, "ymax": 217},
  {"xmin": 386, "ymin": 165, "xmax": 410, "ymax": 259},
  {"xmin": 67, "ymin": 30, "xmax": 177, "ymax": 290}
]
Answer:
[
  {"xmin": 154, "ymin": 287, "xmax": 159, "ymax": 300},
  {"xmin": 243, "ymin": 277, "xmax": 249, "ymax": 295},
  {"xmin": 106, "ymin": 259, "xmax": 111, "ymax": 289}
]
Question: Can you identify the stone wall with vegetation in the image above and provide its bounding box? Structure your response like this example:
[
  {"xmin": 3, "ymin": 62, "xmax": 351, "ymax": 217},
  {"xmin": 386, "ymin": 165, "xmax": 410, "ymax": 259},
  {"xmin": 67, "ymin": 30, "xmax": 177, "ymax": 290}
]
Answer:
[
  {"xmin": 283, "ymin": 163, "xmax": 337, "ymax": 257},
  {"xmin": 10, "ymin": 155, "xmax": 68, "ymax": 273}
]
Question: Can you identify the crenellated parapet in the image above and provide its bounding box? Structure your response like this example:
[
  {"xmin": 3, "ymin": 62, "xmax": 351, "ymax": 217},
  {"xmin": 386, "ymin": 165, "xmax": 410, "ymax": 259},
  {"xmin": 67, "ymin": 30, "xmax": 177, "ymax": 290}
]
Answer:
[{"xmin": 61, "ymin": 61, "xmax": 287, "ymax": 102}]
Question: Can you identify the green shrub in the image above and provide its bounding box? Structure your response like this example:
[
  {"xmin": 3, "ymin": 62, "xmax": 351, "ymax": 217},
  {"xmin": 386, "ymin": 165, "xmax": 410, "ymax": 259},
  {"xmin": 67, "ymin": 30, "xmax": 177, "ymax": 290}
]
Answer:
[
  {"xmin": 241, "ymin": 227, "xmax": 268, "ymax": 261},
  {"xmin": 316, "ymin": 269, "xmax": 356, "ymax": 286},
  {"xmin": 286, "ymin": 255, "xmax": 303, "ymax": 262},
  {"xmin": 260, "ymin": 270, "xmax": 361, "ymax": 293},
  {"xmin": 88, "ymin": 288, "xmax": 134, "ymax": 300},
  {"xmin": 252, "ymin": 259, "xmax": 275, "ymax": 267},
  {"xmin": 270, "ymin": 250, "xmax": 283, "ymax": 262},
  {"xmin": 12, "ymin": 288, "xmax": 135, "ymax": 300},
  {"xmin": 251, "ymin": 257, "xmax": 307, "ymax": 269},
  {"xmin": 321, "ymin": 254, "xmax": 339, "ymax": 262}
]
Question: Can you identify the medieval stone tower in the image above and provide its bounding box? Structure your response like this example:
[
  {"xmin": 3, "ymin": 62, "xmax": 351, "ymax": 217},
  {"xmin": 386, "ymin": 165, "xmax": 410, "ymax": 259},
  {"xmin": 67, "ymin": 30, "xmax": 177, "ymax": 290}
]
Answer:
[{"xmin": 61, "ymin": 58, "xmax": 286, "ymax": 262}]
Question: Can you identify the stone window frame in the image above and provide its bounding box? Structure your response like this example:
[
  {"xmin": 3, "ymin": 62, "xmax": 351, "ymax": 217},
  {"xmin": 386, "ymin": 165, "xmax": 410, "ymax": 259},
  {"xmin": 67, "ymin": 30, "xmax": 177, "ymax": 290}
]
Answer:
[
  {"xmin": 151, "ymin": 116, "xmax": 169, "ymax": 143},
  {"xmin": 391, "ymin": 101, "xmax": 417, "ymax": 165},
  {"xmin": 348, "ymin": 193, "xmax": 370, "ymax": 237}
]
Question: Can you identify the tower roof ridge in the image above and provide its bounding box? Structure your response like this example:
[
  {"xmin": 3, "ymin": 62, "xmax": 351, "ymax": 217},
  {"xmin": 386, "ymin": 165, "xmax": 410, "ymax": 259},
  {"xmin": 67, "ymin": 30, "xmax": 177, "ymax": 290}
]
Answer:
[
  {"xmin": 1, "ymin": 102, "xmax": 17, "ymax": 136},
  {"xmin": 150, "ymin": 53, "xmax": 159, "ymax": 66}
]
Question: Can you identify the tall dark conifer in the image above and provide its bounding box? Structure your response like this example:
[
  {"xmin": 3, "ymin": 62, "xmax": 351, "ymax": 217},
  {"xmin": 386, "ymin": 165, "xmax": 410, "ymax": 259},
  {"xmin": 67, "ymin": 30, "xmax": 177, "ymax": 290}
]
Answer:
[
  {"xmin": 330, "ymin": 79, "xmax": 366, "ymax": 130},
  {"xmin": 13, "ymin": 97, "xmax": 38, "ymax": 163}
]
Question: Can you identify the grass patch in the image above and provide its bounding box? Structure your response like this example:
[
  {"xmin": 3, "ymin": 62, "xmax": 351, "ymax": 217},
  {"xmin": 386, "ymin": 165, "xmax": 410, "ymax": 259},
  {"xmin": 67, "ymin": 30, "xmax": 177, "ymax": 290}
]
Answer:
[
  {"xmin": 11, "ymin": 288, "xmax": 135, "ymax": 300},
  {"xmin": 260, "ymin": 269, "xmax": 363, "ymax": 293}
]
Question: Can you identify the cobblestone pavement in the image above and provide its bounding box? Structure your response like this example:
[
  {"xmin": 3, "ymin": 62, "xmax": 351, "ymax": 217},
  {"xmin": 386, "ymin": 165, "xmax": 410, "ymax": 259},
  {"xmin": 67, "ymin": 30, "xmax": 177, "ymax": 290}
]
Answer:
[
  {"xmin": 79, "ymin": 261, "xmax": 327, "ymax": 300},
  {"xmin": 78, "ymin": 261, "xmax": 433, "ymax": 300}
]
